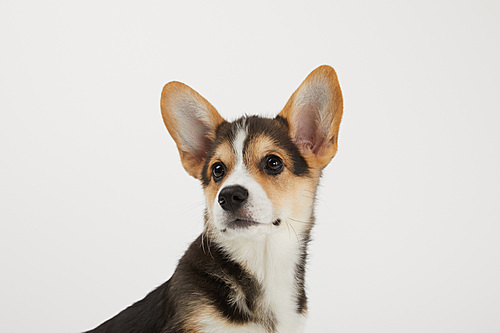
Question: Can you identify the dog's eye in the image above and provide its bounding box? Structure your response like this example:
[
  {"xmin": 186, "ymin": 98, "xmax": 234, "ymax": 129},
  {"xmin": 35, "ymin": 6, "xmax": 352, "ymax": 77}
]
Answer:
[
  {"xmin": 212, "ymin": 162, "xmax": 226, "ymax": 182},
  {"xmin": 264, "ymin": 155, "xmax": 284, "ymax": 175}
]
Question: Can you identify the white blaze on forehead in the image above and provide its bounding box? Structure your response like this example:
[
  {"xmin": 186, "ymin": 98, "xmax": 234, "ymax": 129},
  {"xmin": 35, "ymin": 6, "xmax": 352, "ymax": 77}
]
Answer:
[{"xmin": 232, "ymin": 126, "xmax": 247, "ymax": 165}]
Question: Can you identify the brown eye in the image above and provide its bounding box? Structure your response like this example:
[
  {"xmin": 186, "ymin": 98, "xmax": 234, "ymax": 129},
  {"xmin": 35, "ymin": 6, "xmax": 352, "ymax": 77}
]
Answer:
[
  {"xmin": 264, "ymin": 155, "xmax": 284, "ymax": 175},
  {"xmin": 212, "ymin": 162, "xmax": 226, "ymax": 182}
]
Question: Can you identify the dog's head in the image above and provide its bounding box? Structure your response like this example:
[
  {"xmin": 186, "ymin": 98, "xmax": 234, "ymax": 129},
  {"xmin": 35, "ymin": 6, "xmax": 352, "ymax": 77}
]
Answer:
[{"xmin": 160, "ymin": 66, "xmax": 343, "ymax": 240}]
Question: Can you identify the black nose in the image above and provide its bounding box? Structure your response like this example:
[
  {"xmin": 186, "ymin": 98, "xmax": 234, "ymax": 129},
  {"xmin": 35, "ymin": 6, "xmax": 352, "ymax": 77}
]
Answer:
[{"xmin": 218, "ymin": 185, "xmax": 249, "ymax": 212}]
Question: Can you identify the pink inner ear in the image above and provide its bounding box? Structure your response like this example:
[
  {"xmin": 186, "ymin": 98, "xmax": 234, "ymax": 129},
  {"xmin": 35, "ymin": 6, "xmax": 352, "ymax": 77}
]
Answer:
[
  {"xmin": 178, "ymin": 116, "xmax": 212, "ymax": 160},
  {"xmin": 294, "ymin": 107, "xmax": 325, "ymax": 155}
]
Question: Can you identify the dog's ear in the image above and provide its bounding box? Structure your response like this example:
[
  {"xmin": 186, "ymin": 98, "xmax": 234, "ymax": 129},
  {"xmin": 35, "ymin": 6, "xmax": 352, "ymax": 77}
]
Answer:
[
  {"xmin": 278, "ymin": 65, "xmax": 343, "ymax": 169},
  {"xmin": 161, "ymin": 82, "xmax": 225, "ymax": 179}
]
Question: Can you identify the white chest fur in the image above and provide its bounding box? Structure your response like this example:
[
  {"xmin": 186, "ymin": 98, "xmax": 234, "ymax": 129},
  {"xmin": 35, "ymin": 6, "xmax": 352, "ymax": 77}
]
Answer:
[{"xmin": 220, "ymin": 229, "xmax": 307, "ymax": 333}]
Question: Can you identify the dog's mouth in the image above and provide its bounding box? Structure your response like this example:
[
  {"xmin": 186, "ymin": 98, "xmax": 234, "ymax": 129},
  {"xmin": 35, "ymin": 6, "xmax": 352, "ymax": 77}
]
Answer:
[
  {"xmin": 222, "ymin": 217, "xmax": 281, "ymax": 231},
  {"xmin": 227, "ymin": 218, "xmax": 261, "ymax": 229}
]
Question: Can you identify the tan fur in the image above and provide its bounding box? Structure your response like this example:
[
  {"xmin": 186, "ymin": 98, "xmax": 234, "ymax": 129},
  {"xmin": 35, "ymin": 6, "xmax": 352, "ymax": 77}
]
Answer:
[
  {"xmin": 243, "ymin": 133, "xmax": 320, "ymax": 233},
  {"xmin": 183, "ymin": 302, "xmax": 270, "ymax": 333},
  {"xmin": 203, "ymin": 141, "xmax": 236, "ymax": 216},
  {"xmin": 161, "ymin": 81, "xmax": 225, "ymax": 179}
]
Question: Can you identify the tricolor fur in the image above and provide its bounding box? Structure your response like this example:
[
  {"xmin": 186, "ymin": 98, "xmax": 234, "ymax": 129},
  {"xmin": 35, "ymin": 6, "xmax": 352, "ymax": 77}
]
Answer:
[{"xmin": 85, "ymin": 65, "xmax": 343, "ymax": 333}]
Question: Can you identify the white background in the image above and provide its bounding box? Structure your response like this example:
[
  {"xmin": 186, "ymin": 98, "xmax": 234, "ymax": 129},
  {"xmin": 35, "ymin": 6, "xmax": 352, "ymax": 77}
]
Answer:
[{"xmin": 1, "ymin": 1, "xmax": 499, "ymax": 332}]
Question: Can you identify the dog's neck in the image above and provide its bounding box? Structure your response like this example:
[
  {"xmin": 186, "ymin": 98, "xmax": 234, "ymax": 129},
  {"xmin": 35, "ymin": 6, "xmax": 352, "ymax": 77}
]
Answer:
[{"xmin": 218, "ymin": 224, "xmax": 311, "ymax": 282}]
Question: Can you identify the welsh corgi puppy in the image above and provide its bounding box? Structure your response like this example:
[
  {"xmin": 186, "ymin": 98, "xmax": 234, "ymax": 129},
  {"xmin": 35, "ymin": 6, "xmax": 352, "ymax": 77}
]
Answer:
[{"xmin": 85, "ymin": 65, "xmax": 343, "ymax": 333}]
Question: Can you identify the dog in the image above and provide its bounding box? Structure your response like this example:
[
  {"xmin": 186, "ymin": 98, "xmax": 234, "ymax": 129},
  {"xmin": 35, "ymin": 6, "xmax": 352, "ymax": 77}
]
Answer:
[{"xmin": 85, "ymin": 65, "xmax": 343, "ymax": 333}]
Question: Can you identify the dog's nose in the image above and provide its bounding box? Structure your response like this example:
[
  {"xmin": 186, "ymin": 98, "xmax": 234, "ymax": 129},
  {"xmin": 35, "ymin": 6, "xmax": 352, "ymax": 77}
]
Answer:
[{"xmin": 218, "ymin": 185, "xmax": 248, "ymax": 212}]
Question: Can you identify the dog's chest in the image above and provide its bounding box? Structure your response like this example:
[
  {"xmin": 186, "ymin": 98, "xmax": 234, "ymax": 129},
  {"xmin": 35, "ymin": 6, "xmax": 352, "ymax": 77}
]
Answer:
[{"xmin": 223, "ymin": 233, "xmax": 306, "ymax": 332}]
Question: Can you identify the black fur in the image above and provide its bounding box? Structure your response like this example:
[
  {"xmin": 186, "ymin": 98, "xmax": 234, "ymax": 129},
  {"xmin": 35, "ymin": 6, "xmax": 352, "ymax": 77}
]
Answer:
[
  {"xmin": 295, "ymin": 229, "xmax": 311, "ymax": 314},
  {"xmin": 245, "ymin": 116, "xmax": 309, "ymax": 176},
  {"xmin": 84, "ymin": 235, "xmax": 265, "ymax": 332}
]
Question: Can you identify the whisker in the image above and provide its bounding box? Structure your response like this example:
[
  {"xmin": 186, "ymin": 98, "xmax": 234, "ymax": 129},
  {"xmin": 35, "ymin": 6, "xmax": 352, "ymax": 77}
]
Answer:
[
  {"xmin": 201, "ymin": 217, "xmax": 215, "ymax": 259},
  {"xmin": 285, "ymin": 220, "xmax": 301, "ymax": 245},
  {"xmin": 183, "ymin": 200, "xmax": 206, "ymax": 211},
  {"xmin": 285, "ymin": 219, "xmax": 292, "ymax": 240},
  {"xmin": 207, "ymin": 229, "xmax": 215, "ymax": 260},
  {"xmin": 288, "ymin": 217, "xmax": 311, "ymax": 224},
  {"xmin": 201, "ymin": 229, "xmax": 206, "ymax": 254}
]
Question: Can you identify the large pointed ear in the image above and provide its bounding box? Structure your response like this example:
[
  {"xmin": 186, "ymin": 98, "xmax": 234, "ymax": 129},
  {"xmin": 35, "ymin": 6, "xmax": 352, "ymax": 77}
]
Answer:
[
  {"xmin": 278, "ymin": 65, "xmax": 343, "ymax": 169},
  {"xmin": 160, "ymin": 82, "xmax": 225, "ymax": 179}
]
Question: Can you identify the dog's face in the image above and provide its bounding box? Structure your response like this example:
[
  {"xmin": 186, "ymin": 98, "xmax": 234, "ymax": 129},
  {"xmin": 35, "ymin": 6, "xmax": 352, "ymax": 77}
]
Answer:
[
  {"xmin": 161, "ymin": 66, "xmax": 343, "ymax": 240},
  {"xmin": 201, "ymin": 116, "xmax": 316, "ymax": 239}
]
